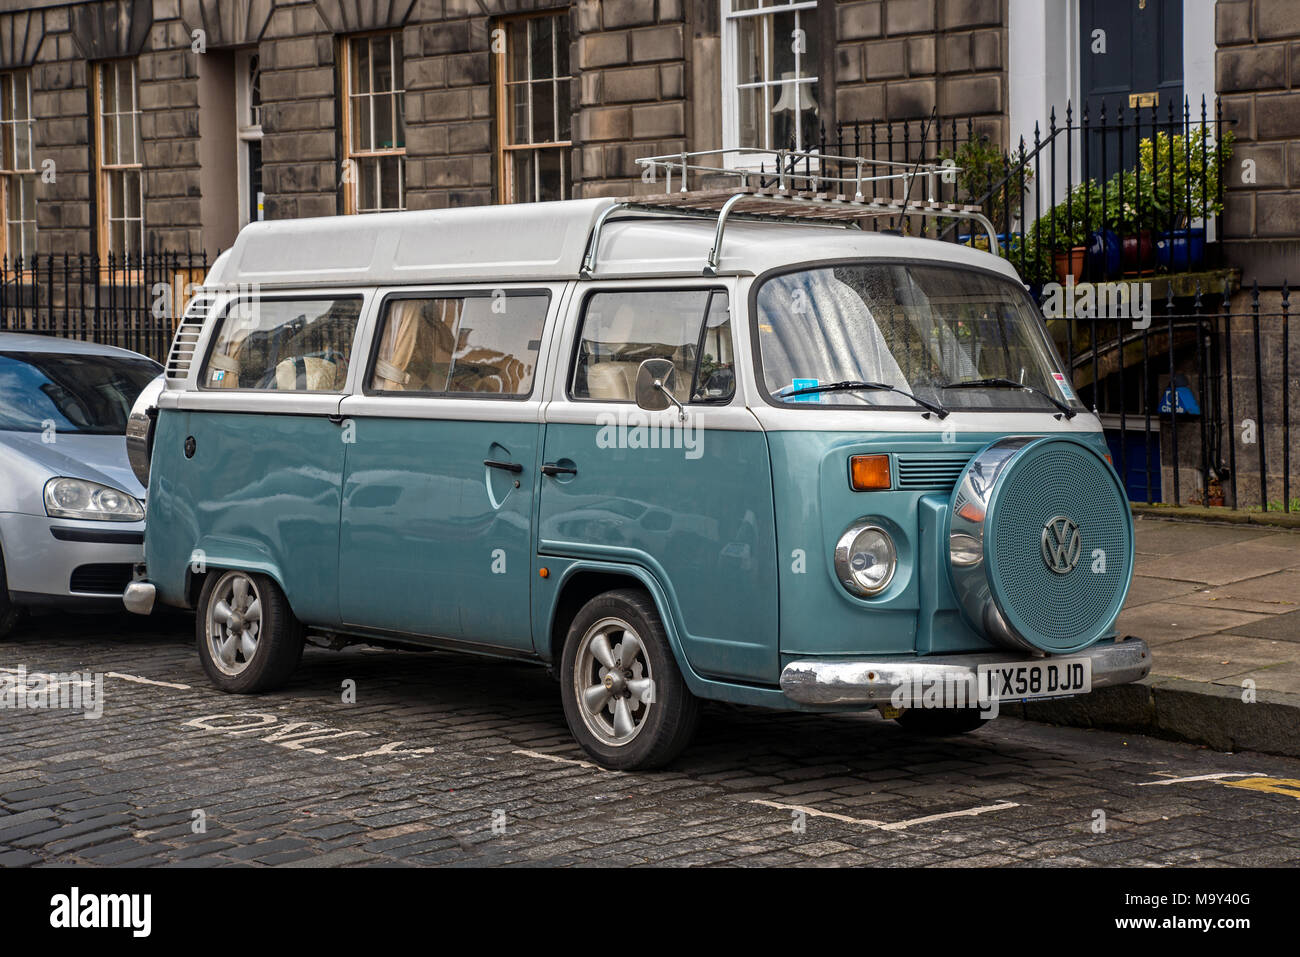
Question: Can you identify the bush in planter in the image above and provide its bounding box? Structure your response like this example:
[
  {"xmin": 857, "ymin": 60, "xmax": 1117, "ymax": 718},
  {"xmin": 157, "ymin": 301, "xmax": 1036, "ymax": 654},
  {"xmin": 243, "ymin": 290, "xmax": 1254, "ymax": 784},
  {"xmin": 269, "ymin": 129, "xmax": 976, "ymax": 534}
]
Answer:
[
  {"xmin": 1138, "ymin": 128, "xmax": 1234, "ymax": 227},
  {"xmin": 940, "ymin": 135, "xmax": 1036, "ymax": 228}
]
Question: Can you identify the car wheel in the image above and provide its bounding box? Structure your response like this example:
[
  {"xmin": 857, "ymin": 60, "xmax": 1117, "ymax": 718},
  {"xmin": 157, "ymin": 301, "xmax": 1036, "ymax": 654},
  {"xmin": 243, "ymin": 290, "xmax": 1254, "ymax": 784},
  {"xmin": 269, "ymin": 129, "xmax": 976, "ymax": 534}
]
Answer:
[
  {"xmin": 0, "ymin": 547, "xmax": 21, "ymax": 640},
  {"xmin": 895, "ymin": 707, "xmax": 988, "ymax": 736},
  {"xmin": 196, "ymin": 570, "xmax": 303, "ymax": 693},
  {"xmin": 560, "ymin": 588, "xmax": 700, "ymax": 770}
]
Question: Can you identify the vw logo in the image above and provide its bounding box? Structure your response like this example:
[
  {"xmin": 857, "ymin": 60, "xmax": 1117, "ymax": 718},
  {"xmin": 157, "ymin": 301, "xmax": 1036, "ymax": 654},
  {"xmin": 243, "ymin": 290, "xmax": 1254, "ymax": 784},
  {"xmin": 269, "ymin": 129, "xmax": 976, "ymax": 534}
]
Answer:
[{"xmin": 1041, "ymin": 515, "xmax": 1082, "ymax": 574}]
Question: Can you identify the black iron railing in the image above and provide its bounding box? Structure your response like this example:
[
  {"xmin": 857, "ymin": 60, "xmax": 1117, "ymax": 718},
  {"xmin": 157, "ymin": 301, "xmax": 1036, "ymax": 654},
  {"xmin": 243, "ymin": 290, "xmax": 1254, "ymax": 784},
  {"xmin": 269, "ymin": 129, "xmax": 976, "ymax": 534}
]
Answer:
[
  {"xmin": 1054, "ymin": 281, "xmax": 1293, "ymax": 513},
  {"xmin": 819, "ymin": 97, "xmax": 1233, "ymax": 286},
  {"xmin": 0, "ymin": 251, "xmax": 209, "ymax": 362}
]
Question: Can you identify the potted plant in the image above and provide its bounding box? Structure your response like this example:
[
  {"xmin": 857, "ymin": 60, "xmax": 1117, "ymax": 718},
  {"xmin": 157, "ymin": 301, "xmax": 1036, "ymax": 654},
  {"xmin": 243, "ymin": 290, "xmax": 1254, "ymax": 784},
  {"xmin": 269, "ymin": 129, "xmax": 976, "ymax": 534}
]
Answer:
[{"xmin": 1140, "ymin": 128, "xmax": 1234, "ymax": 271}]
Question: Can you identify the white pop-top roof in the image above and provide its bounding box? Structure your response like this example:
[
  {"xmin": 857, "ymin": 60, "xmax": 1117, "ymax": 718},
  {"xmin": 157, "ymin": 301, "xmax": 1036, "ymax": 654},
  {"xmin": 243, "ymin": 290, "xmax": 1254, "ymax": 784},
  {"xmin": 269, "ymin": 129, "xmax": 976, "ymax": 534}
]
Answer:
[{"xmin": 203, "ymin": 196, "xmax": 1020, "ymax": 289}]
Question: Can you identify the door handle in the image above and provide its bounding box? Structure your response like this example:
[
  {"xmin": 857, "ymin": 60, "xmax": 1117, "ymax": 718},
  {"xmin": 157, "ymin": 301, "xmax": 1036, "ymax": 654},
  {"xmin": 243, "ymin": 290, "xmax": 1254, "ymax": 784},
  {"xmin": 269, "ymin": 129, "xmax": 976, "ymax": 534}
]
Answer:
[
  {"xmin": 484, "ymin": 459, "xmax": 523, "ymax": 473},
  {"xmin": 327, "ymin": 414, "xmax": 345, "ymax": 426},
  {"xmin": 541, "ymin": 463, "xmax": 578, "ymax": 476}
]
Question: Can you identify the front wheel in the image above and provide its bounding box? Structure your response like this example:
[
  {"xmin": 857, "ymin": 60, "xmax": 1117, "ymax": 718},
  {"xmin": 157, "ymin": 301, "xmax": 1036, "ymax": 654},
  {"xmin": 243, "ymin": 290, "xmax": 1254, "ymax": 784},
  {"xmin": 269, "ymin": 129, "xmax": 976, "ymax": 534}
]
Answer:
[
  {"xmin": 895, "ymin": 707, "xmax": 988, "ymax": 736},
  {"xmin": 196, "ymin": 570, "xmax": 303, "ymax": 693},
  {"xmin": 559, "ymin": 589, "xmax": 700, "ymax": 770}
]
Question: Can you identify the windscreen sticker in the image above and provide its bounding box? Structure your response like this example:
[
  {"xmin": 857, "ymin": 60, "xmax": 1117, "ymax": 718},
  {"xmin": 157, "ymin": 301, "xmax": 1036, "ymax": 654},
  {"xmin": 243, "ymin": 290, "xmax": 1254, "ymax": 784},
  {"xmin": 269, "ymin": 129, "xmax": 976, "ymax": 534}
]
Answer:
[
  {"xmin": 212, "ymin": 370, "xmax": 225, "ymax": 382},
  {"xmin": 790, "ymin": 378, "xmax": 820, "ymax": 402},
  {"xmin": 1052, "ymin": 372, "xmax": 1075, "ymax": 400}
]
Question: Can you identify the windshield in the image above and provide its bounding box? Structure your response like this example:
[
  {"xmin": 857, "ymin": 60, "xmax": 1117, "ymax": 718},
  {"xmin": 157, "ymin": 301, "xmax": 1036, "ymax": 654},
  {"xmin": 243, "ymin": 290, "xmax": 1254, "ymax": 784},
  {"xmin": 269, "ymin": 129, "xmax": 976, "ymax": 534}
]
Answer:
[
  {"xmin": 0, "ymin": 350, "xmax": 161, "ymax": 434},
  {"xmin": 756, "ymin": 263, "xmax": 1081, "ymax": 412}
]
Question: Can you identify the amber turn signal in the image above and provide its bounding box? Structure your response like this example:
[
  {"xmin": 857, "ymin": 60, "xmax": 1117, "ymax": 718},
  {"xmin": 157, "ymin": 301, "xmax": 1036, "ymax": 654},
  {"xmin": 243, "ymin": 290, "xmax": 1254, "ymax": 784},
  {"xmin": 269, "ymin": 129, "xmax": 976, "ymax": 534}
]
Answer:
[{"xmin": 849, "ymin": 454, "xmax": 891, "ymax": 491}]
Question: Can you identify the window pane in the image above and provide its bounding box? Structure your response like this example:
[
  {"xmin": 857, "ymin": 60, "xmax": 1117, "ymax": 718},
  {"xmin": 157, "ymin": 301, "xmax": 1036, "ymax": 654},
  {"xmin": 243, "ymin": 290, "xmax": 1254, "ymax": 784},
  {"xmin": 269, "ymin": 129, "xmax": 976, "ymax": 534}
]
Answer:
[
  {"xmin": 735, "ymin": 17, "xmax": 763, "ymax": 84},
  {"xmin": 358, "ymin": 156, "xmax": 378, "ymax": 211},
  {"xmin": 537, "ymin": 147, "xmax": 565, "ymax": 202},
  {"xmin": 100, "ymin": 65, "xmax": 116, "ymax": 119},
  {"xmin": 352, "ymin": 94, "xmax": 372, "ymax": 151},
  {"xmin": 374, "ymin": 91, "xmax": 393, "ymax": 148},
  {"xmin": 107, "ymin": 170, "xmax": 123, "ymax": 218},
  {"xmin": 573, "ymin": 290, "xmax": 732, "ymax": 403},
  {"xmin": 15, "ymin": 119, "xmax": 30, "ymax": 169},
  {"xmin": 530, "ymin": 16, "xmax": 553, "ymax": 80},
  {"xmin": 506, "ymin": 20, "xmax": 528, "ymax": 83},
  {"xmin": 14, "ymin": 75, "xmax": 29, "ymax": 122},
  {"xmin": 371, "ymin": 294, "xmax": 548, "ymax": 396},
  {"xmin": 532, "ymin": 80, "xmax": 554, "ymax": 143},
  {"xmin": 737, "ymin": 85, "xmax": 765, "ymax": 150},
  {"xmin": 379, "ymin": 155, "xmax": 403, "ymax": 210},
  {"xmin": 509, "ymin": 151, "xmax": 535, "ymax": 203},
  {"xmin": 373, "ymin": 36, "xmax": 393, "ymax": 94},
  {"xmin": 557, "ymin": 78, "xmax": 572, "ymax": 140},
  {"xmin": 125, "ymin": 169, "xmax": 141, "ymax": 219},
  {"xmin": 508, "ymin": 82, "xmax": 529, "ymax": 144},
  {"xmin": 101, "ymin": 106, "xmax": 118, "ymax": 165},
  {"xmin": 204, "ymin": 297, "xmax": 363, "ymax": 391},
  {"xmin": 350, "ymin": 38, "xmax": 370, "ymax": 95},
  {"xmin": 555, "ymin": 15, "xmax": 570, "ymax": 77}
]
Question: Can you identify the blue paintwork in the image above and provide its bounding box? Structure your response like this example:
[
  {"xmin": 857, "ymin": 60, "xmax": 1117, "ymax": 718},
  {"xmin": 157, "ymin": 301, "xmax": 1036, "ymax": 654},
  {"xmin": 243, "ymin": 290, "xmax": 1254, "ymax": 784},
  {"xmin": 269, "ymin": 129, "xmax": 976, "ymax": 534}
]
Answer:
[
  {"xmin": 146, "ymin": 408, "xmax": 347, "ymax": 625},
  {"xmin": 535, "ymin": 422, "xmax": 779, "ymax": 683},
  {"xmin": 146, "ymin": 377, "xmax": 1123, "ymax": 704},
  {"xmin": 338, "ymin": 417, "xmax": 539, "ymax": 651}
]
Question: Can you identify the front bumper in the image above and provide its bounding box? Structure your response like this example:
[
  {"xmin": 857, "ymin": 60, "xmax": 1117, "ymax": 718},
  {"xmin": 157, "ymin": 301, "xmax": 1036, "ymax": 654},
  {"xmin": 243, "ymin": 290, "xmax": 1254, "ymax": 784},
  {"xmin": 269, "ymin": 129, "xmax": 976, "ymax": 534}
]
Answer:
[
  {"xmin": 0, "ymin": 510, "xmax": 145, "ymax": 603},
  {"xmin": 780, "ymin": 637, "xmax": 1151, "ymax": 707}
]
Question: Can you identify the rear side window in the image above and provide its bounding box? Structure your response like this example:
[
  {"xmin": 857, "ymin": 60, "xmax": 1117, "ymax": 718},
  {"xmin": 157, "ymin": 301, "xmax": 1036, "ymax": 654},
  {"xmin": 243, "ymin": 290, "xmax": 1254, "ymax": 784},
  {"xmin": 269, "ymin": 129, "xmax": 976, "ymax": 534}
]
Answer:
[
  {"xmin": 367, "ymin": 292, "xmax": 548, "ymax": 397},
  {"xmin": 202, "ymin": 297, "xmax": 363, "ymax": 391},
  {"xmin": 572, "ymin": 289, "xmax": 734, "ymax": 403}
]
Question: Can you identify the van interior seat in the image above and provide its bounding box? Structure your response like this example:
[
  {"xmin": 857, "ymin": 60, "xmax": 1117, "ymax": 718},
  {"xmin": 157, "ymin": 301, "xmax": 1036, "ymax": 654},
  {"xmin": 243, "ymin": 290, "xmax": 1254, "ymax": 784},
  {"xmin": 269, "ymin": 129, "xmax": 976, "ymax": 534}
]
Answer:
[
  {"xmin": 274, "ymin": 356, "xmax": 344, "ymax": 391},
  {"xmin": 586, "ymin": 360, "xmax": 639, "ymax": 401}
]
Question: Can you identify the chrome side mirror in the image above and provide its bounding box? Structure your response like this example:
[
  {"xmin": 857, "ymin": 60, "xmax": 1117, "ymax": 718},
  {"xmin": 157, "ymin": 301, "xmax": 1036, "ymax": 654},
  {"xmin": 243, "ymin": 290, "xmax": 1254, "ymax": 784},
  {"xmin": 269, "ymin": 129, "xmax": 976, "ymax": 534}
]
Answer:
[{"xmin": 634, "ymin": 358, "xmax": 686, "ymax": 420}]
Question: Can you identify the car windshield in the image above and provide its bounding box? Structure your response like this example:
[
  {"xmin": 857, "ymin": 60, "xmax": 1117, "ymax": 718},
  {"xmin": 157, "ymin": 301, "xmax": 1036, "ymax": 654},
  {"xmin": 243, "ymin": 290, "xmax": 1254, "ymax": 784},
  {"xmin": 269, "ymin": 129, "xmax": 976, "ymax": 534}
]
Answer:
[
  {"xmin": 0, "ymin": 350, "xmax": 161, "ymax": 434},
  {"xmin": 756, "ymin": 263, "xmax": 1082, "ymax": 412}
]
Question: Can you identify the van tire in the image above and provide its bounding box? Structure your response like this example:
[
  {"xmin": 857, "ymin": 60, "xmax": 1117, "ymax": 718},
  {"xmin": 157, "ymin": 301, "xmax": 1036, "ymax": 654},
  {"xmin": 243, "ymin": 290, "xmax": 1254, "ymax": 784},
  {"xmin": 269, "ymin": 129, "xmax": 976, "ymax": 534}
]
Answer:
[
  {"xmin": 0, "ymin": 547, "xmax": 21, "ymax": 640},
  {"xmin": 560, "ymin": 589, "xmax": 699, "ymax": 770},
  {"xmin": 895, "ymin": 707, "xmax": 988, "ymax": 735},
  {"xmin": 196, "ymin": 570, "xmax": 303, "ymax": 693}
]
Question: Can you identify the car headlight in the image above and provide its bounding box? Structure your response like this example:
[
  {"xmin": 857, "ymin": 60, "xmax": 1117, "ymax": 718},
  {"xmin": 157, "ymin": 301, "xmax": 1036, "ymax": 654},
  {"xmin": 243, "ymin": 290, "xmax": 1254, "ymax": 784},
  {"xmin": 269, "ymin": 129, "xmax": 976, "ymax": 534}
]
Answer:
[
  {"xmin": 44, "ymin": 477, "xmax": 145, "ymax": 522},
  {"xmin": 834, "ymin": 521, "xmax": 897, "ymax": 597}
]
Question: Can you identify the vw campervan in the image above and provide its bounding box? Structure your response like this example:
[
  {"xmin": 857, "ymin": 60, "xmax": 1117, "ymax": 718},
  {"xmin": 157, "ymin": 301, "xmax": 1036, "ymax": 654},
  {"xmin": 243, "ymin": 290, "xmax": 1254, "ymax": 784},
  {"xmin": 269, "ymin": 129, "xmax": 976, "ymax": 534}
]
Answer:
[{"xmin": 124, "ymin": 151, "xmax": 1150, "ymax": 769}]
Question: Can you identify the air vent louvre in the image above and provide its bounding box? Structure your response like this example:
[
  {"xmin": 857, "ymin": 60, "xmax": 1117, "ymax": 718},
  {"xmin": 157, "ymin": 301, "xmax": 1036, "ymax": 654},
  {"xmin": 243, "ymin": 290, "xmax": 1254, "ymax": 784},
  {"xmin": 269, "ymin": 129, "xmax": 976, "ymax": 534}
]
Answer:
[
  {"xmin": 896, "ymin": 453, "xmax": 972, "ymax": 492},
  {"xmin": 163, "ymin": 294, "xmax": 214, "ymax": 381}
]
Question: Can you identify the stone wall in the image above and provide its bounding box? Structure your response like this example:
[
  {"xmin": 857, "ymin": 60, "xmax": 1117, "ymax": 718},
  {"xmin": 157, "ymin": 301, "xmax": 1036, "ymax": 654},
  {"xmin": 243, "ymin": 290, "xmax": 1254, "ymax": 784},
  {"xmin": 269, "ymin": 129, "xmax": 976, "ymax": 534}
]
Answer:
[
  {"xmin": 830, "ymin": 0, "xmax": 1006, "ymax": 148},
  {"xmin": 1216, "ymin": 0, "xmax": 1300, "ymax": 287}
]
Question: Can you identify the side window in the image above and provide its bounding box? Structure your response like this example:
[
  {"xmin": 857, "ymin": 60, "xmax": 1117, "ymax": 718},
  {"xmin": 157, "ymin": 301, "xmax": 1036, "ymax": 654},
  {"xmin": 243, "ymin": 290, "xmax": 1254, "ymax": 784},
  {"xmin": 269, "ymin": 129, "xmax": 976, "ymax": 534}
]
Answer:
[
  {"xmin": 572, "ymin": 289, "xmax": 734, "ymax": 403},
  {"xmin": 203, "ymin": 297, "xmax": 362, "ymax": 391},
  {"xmin": 368, "ymin": 292, "xmax": 548, "ymax": 396}
]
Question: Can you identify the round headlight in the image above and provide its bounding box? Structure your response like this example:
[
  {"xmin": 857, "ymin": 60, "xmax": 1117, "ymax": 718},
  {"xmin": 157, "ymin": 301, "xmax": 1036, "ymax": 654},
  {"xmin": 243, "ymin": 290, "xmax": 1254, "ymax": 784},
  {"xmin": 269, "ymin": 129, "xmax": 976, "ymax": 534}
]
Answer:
[{"xmin": 834, "ymin": 522, "xmax": 897, "ymax": 597}]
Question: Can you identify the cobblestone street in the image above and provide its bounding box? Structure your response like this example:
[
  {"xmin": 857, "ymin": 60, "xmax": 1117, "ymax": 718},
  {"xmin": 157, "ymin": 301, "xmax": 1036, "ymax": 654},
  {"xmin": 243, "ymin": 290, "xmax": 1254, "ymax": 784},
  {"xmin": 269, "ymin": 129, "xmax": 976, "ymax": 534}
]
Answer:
[{"xmin": 3, "ymin": 613, "xmax": 1300, "ymax": 868}]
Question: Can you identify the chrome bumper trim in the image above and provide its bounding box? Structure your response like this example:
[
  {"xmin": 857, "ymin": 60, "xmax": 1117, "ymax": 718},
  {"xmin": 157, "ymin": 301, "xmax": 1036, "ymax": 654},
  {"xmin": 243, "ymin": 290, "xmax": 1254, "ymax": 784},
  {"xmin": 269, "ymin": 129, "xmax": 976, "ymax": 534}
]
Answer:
[
  {"xmin": 779, "ymin": 638, "xmax": 1151, "ymax": 707},
  {"xmin": 123, "ymin": 581, "xmax": 157, "ymax": 616}
]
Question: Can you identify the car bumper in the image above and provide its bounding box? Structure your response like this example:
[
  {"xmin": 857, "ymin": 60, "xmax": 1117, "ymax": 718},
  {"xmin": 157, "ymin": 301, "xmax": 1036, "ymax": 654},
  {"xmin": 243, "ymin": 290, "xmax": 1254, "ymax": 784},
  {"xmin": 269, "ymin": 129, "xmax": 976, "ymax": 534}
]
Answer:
[
  {"xmin": 779, "ymin": 637, "xmax": 1151, "ymax": 707},
  {"xmin": 0, "ymin": 510, "xmax": 145, "ymax": 605}
]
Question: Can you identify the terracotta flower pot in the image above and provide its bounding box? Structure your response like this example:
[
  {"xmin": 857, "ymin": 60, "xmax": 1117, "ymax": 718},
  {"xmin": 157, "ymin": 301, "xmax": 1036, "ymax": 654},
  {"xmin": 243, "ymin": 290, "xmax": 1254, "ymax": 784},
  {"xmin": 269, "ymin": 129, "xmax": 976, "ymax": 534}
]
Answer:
[{"xmin": 1052, "ymin": 246, "xmax": 1087, "ymax": 283}]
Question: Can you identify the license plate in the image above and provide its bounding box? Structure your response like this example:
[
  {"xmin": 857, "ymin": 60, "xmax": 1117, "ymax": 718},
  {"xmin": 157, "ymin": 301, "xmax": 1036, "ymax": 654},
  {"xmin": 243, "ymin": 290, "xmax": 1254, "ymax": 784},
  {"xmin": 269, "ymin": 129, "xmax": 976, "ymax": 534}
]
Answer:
[{"xmin": 977, "ymin": 658, "xmax": 1092, "ymax": 701}]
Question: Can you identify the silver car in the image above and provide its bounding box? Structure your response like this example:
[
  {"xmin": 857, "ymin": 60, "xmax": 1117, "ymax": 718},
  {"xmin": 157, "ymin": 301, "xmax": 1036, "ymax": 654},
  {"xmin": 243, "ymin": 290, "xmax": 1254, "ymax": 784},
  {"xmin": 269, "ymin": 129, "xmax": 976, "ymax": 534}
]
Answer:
[{"xmin": 0, "ymin": 333, "xmax": 161, "ymax": 637}]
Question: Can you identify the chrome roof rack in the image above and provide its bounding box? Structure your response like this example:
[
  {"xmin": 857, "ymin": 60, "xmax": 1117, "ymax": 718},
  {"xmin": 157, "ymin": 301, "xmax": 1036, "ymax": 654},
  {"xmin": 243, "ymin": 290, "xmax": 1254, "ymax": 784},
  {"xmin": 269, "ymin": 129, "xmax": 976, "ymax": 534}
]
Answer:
[{"xmin": 581, "ymin": 148, "xmax": 1000, "ymax": 277}]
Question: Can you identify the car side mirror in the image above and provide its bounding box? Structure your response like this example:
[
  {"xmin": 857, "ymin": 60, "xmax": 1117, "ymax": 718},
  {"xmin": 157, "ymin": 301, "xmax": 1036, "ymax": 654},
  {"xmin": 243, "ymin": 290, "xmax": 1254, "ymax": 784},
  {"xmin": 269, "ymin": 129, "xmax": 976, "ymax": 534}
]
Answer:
[{"xmin": 634, "ymin": 358, "xmax": 686, "ymax": 420}]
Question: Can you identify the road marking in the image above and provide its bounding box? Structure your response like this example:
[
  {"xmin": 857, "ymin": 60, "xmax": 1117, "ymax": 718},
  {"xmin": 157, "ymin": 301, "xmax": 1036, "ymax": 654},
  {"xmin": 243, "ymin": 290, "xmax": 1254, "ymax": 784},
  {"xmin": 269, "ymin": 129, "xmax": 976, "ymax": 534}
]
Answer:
[
  {"xmin": 1223, "ymin": 777, "xmax": 1300, "ymax": 801},
  {"xmin": 512, "ymin": 748, "xmax": 608, "ymax": 772},
  {"xmin": 1137, "ymin": 772, "xmax": 1266, "ymax": 786},
  {"xmin": 750, "ymin": 799, "xmax": 885, "ymax": 827},
  {"xmin": 879, "ymin": 802, "xmax": 1020, "ymax": 831},
  {"xmin": 105, "ymin": 672, "xmax": 191, "ymax": 690},
  {"xmin": 749, "ymin": 798, "xmax": 1019, "ymax": 831}
]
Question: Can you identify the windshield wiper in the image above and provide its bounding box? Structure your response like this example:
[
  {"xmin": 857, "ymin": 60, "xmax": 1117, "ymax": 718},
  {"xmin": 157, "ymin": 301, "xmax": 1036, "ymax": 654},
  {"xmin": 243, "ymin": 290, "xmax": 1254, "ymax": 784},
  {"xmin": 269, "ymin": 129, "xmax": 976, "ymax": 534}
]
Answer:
[
  {"xmin": 940, "ymin": 376, "xmax": 1078, "ymax": 419},
  {"xmin": 777, "ymin": 380, "xmax": 949, "ymax": 418}
]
